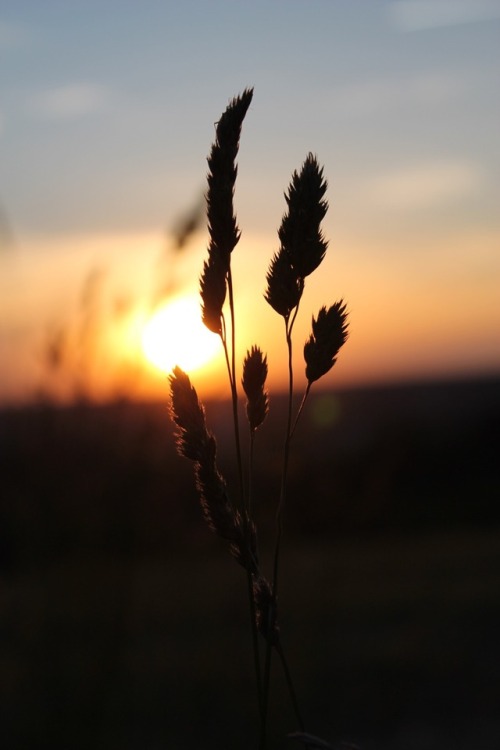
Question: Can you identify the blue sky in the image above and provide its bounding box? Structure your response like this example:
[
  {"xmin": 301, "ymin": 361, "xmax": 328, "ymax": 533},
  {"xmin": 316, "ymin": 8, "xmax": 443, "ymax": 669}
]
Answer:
[
  {"xmin": 2, "ymin": 0, "xmax": 498, "ymax": 235},
  {"xmin": 1, "ymin": 1, "xmax": 500, "ymax": 402}
]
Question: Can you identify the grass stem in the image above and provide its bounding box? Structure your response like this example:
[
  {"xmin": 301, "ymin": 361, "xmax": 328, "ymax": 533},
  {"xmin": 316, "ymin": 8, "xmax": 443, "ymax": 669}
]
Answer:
[
  {"xmin": 261, "ymin": 306, "xmax": 304, "ymax": 746},
  {"xmin": 224, "ymin": 267, "xmax": 264, "ymax": 736},
  {"xmin": 276, "ymin": 643, "xmax": 306, "ymax": 733}
]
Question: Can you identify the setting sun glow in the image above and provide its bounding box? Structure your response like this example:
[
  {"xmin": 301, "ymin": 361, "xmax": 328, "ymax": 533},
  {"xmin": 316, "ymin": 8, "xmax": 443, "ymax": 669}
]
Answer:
[{"xmin": 141, "ymin": 297, "xmax": 221, "ymax": 374}]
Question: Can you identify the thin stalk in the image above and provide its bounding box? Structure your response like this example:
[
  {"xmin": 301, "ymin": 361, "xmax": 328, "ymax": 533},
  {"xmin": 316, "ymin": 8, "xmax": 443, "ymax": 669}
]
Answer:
[
  {"xmin": 261, "ymin": 306, "xmax": 301, "ymax": 747},
  {"xmin": 272, "ymin": 314, "xmax": 295, "ymax": 592},
  {"xmin": 226, "ymin": 268, "xmax": 245, "ymax": 505},
  {"xmin": 261, "ymin": 645, "xmax": 309, "ymax": 749},
  {"xmin": 248, "ymin": 431, "xmax": 256, "ymax": 523},
  {"xmin": 272, "ymin": 299, "xmax": 301, "ymax": 603},
  {"xmin": 260, "ymin": 634, "xmax": 273, "ymax": 750},
  {"xmin": 276, "ymin": 643, "xmax": 305, "ymax": 733},
  {"xmin": 290, "ymin": 382, "xmax": 312, "ymax": 439},
  {"xmin": 224, "ymin": 267, "xmax": 264, "ymax": 732},
  {"xmin": 220, "ymin": 315, "xmax": 235, "ymax": 393},
  {"xmin": 247, "ymin": 428, "xmax": 265, "ymax": 720}
]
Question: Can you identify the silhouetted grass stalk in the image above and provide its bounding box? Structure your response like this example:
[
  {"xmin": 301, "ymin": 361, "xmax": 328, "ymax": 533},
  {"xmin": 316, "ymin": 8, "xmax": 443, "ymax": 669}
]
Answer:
[
  {"xmin": 204, "ymin": 88, "xmax": 264, "ymax": 722},
  {"xmin": 169, "ymin": 90, "xmax": 349, "ymax": 749},
  {"xmin": 261, "ymin": 308, "xmax": 301, "ymax": 748},
  {"xmin": 225, "ymin": 280, "xmax": 265, "ymax": 719}
]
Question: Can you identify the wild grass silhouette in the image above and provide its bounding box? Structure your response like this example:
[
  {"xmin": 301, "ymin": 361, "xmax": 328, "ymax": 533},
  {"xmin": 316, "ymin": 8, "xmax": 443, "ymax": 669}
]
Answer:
[{"xmin": 169, "ymin": 89, "xmax": 349, "ymax": 749}]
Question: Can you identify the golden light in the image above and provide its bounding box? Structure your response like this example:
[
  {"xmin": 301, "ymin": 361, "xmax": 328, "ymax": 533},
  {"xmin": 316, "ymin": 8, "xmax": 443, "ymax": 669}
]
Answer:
[{"xmin": 141, "ymin": 296, "xmax": 221, "ymax": 373}]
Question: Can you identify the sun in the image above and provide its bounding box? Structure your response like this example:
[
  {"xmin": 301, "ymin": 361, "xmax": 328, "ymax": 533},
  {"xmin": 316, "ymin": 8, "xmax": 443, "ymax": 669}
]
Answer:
[{"xmin": 141, "ymin": 296, "xmax": 221, "ymax": 373}]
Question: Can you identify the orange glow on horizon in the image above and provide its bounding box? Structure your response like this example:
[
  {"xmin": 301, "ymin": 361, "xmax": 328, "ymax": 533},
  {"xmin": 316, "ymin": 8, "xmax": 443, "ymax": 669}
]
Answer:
[{"xmin": 1, "ymin": 227, "xmax": 499, "ymax": 406}]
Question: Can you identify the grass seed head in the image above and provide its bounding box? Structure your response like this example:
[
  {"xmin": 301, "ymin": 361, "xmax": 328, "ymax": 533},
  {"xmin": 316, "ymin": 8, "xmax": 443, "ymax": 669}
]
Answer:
[
  {"xmin": 253, "ymin": 575, "xmax": 280, "ymax": 645},
  {"xmin": 230, "ymin": 512, "xmax": 259, "ymax": 575},
  {"xmin": 195, "ymin": 459, "xmax": 240, "ymax": 542},
  {"xmin": 279, "ymin": 153, "xmax": 328, "ymax": 279},
  {"xmin": 202, "ymin": 88, "xmax": 253, "ymax": 332},
  {"xmin": 264, "ymin": 248, "xmax": 304, "ymax": 318},
  {"xmin": 206, "ymin": 87, "xmax": 253, "ymax": 263},
  {"xmin": 304, "ymin": 301, "xmax": 349, "ymax": 384},
  {"xmin": 265, "ymin": 153, "xmax": 328, "ymax": 319},
  {"xmin": 200, "ymin": 251, "xmax": 227, "ymax": 334},
  {"xmin": 169, "ymin": 366, "xmax": 211, "ymax": 461},
  {"xmin": 242, "ymin": 346, "xmax": 269, "ymax": 432}
]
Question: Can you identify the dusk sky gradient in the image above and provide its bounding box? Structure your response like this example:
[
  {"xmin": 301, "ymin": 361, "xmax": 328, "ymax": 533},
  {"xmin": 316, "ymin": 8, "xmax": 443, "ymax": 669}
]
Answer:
[{"xmin": 1, "ymin": 0, "xmax": 499, "ymax": 404}]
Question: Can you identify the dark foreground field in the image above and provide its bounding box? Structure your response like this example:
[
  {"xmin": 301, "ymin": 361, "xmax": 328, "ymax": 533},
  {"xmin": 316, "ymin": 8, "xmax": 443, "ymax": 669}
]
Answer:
[{"xmin": 1, "ymin": 376, "xmax": 499, "ymax": 749}]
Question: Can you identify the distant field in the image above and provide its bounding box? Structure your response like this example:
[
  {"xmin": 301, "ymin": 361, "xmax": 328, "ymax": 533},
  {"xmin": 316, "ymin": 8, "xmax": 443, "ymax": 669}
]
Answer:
[{"xmin": 1, "ymin": 377, "xmax": 499, "ymax": 748}]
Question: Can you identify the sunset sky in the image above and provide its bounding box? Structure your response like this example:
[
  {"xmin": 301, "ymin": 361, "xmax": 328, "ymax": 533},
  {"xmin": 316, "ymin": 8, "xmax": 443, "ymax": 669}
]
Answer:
[{"xmin": 1, "ymin": 0, "xmax": 500, "ymax": 405}]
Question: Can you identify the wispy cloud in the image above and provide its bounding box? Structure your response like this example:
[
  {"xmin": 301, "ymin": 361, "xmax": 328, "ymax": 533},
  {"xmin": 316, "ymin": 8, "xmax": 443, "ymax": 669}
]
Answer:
[
  {"xmin": 364, "ymin": 161, "xmax": 484, "ymax": 212},
  {"xmin": 30, "ymin": 83, "xmax": 109, "ymax": 120},
  {"xmin": 388, "ymin": 0, "xmax": 500, "ymax": 32}
]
